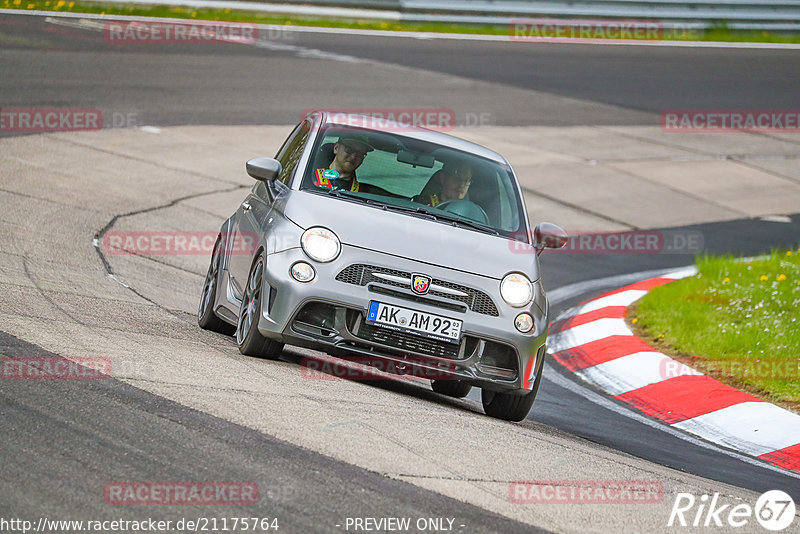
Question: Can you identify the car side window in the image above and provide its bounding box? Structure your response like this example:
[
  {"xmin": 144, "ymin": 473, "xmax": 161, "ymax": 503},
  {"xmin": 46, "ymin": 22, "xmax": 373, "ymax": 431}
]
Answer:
[{"xmin": 275, "ymin": 120, "xmax": 312, "ymax": 185}]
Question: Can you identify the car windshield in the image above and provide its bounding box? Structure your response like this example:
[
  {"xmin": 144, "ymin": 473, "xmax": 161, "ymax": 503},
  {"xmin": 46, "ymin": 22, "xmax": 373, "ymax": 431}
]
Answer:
[{"xmin": 300, "ymin": 125, "xmax": 527, "ymax": 239}]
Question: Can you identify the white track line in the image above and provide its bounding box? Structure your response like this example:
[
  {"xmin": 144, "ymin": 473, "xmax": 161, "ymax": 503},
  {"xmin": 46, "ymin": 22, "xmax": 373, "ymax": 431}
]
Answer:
[
  {"xmin": 3, "ymin": 9, "xmax": 800, "ymax": 49},
  {"xmin": 577, "ymin": 351, "xmax": 685, "ymax": 396},
  {"xmin": 548, "ymin": 317, "xmax": 632, "ymax": 352},
  {"xmin": 673, "ymin": 403, "xmax": 800, "ymax": 458},
  {"xmin": 561, "ymin": 288, "xmax": 649, "ymax": 318}
]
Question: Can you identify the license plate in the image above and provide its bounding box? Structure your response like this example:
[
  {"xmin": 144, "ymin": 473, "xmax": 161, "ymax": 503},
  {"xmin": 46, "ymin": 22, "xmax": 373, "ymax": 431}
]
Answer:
[{"xmin": 366, "ymin": 301, "xmax": 462, "ymax": 343}]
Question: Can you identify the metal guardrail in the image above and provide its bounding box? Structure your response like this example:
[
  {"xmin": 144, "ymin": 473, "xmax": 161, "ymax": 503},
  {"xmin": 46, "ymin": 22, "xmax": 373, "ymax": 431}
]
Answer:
[{"xmin": 275, "ymin": 0, "xmax": 800, "ymax": 30}]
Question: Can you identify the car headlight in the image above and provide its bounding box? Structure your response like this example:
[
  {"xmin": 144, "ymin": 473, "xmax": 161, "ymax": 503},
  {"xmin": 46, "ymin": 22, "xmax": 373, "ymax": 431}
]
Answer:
[
  {"xmin": 515, "ymin": 313, "xmax": 534, "ymax": 333},
  {"xmin": 301, "ymin": 227, "xmax": 341, "ymax": 263},
  {"xmin": 290, "ymin": 261, "xmax": 316, "ymax": 282},
  {"xmin": 500, "ymin": 273, "xmax": 533, "ymax": 307}
]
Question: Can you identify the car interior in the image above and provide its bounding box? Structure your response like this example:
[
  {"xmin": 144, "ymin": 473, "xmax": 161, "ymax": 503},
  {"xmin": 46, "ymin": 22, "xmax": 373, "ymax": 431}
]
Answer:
[{"xmin": 304, "ymin": 131, "xmax": 517, "ymax": 232}]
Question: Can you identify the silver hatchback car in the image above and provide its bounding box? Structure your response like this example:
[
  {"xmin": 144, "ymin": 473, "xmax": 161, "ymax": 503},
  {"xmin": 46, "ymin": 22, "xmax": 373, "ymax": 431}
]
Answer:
[{"xmin": 198, "ymin": 112, "xmax": 567, "ymax": 421}]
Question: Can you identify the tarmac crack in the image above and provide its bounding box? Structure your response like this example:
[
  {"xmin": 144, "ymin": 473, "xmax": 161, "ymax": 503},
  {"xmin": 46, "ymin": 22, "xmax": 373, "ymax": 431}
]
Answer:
[{"xmin": 93, "ymin": 183, "xmax": 248, "ymax": 312}]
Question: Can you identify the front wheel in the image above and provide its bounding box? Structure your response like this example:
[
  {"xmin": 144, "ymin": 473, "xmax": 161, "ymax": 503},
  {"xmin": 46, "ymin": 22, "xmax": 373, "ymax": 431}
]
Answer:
[
  {"xmin": 481, "ymin": 389, "xmax": 536, "ymax": 422},
  {"xmin": 198, "ymin": 235, "xmax": 236, "ymax": 335},
  {"xmin": 236, "ymin": 254, "xmax": 284, "ymax": 360}
]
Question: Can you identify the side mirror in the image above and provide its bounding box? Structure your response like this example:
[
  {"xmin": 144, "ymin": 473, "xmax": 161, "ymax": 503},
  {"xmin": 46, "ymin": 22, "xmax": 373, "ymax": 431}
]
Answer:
[
  {"xmin": 246, "ymin": 157, "xmax": 282, "ymax": 182},
  {"xmin": 534, "ymin": 222, "xmax": 568, "ymax": 255}
]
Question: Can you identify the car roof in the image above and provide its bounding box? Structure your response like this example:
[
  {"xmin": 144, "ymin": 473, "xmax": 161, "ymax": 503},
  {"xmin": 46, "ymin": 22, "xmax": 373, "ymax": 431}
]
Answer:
[{"xmin": 314, "ymin": 111, "xmax": 509, "ymax": 166}]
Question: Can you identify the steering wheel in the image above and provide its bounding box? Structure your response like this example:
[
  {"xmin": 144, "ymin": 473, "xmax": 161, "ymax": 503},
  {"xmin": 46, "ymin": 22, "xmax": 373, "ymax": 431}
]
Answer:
[{"xmin": 434, "ymin": 199, "xmax": 490, "ymax": 225}]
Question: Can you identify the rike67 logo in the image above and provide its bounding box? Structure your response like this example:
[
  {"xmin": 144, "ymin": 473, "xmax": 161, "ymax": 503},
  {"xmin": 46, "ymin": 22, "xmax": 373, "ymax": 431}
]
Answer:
[{"xmin": 668, "ymin": 490, "xmax": 795, "ymax": 531}]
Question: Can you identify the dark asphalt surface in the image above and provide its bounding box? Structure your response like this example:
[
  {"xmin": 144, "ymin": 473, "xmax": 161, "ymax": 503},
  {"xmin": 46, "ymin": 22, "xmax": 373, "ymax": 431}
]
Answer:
[
  {"xmin": 290, "ymin": 33, "xmax": 800, "ymax": 119},
  {"xmin": 0, "ymin": 331, "xmax": 541, "ymax": 534},
  {"xmin": 2, "ymin": 9, "xmax": 799, "ymax": 529},
  {"xmin": 2, "ymin": 13, "xmax": 800, "ymax": 128}
]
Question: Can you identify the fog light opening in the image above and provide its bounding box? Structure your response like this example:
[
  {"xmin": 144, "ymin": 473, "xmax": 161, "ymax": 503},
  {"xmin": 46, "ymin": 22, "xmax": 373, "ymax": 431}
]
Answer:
[
  {"xmin": 290, "ymin": 262, "xmax": 316, "ymax": 283},
  {"xmin": 515, "ymin": 313, "xmax": 534, "ymax": 333}
]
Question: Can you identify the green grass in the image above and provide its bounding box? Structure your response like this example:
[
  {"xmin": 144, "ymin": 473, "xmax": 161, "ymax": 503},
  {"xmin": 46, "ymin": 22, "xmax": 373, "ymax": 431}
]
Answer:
[
  {"xmin": 631, "ymin": 249, "xmax": 800, "ymax": 409},
  {"xmin": 5, "ymin": 0, "xmax": 800, "ymax": 44}
]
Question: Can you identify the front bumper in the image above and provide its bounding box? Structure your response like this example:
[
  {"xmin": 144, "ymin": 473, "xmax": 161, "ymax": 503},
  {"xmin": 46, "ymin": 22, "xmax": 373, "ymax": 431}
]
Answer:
[{"xmin": 257, "ymin": 245, "xmax": 549, "ymax": 392}]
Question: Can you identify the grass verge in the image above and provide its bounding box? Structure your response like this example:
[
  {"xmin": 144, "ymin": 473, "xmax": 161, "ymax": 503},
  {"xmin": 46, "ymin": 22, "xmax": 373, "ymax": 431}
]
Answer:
[
  {"xmin": 630, "ymin": 249, "xmax": 800, "ymax": 411},
  {"xmin": 4, "ymin": 0, "xmax": 800, "ymax": 44}
]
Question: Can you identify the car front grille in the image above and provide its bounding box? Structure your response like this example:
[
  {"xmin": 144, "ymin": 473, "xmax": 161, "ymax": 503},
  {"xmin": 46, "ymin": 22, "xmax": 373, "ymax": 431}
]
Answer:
[
  {"xmin": 336, "ymin": 264, "xmax": 499, "ymax": 316},
  {"xmin": 354, "ymin": 322, "xmax": 461, "ymax": 360}
]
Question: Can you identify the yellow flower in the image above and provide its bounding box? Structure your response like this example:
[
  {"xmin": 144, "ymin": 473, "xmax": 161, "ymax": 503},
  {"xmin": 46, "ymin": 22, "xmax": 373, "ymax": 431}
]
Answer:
[
  {"xmin": 657, "ymin": 333, "xmax": 665, "ymax": 339},
  {"xmin": 632, "ymin": 318, "xmax": 639, "ymax": 324},
  {"xmin": 788, "ymin": 251, "xmax": 793, "ymax": 256},
  {"xmin": 760, "ymin": 275, "xmax": 768, "ymax": 281},
  {"xmin": 777, "ymin": 274, "xmax": 787, "ymax": 281},
  {"xmin": 723, "ymin": 277, "xmax": 730, "ymax": 283}
]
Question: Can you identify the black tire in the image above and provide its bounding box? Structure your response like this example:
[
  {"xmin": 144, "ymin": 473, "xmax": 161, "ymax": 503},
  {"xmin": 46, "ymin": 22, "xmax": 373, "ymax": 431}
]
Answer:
[
  {"xmin": 481, "ymin": 389, "xmax": 536, "ymax": 422},
  {"xmin": 431, "ymin": 379, "xmax": 472, "ymax": 398},
  {"xmin": 198, "ymin": 235, "xmax": 236, "ymax": 335},
  {"xmin": 236, "ymin": 253, "xmax": 283, "ymax": 360}
]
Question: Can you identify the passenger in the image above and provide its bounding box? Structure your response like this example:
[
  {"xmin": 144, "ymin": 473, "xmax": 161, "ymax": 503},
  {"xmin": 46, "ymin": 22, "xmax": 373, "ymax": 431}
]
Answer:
[{"xmin": 313, "ymin": 134, "xmax": 379, "ymax": 193}]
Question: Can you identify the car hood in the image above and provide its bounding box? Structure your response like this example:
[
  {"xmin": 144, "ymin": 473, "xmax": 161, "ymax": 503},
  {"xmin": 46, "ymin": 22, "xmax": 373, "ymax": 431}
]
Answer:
[{"xmin": 284, "ymin": 191, "xmax": 539, "ymax": 280}]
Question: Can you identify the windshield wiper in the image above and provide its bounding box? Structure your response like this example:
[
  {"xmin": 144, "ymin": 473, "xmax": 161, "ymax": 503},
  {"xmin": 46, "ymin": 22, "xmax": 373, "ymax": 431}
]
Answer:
[
  {"xmin": 428, "ymin": 212, "xmax": 500, "ymax": 235},
  {"xmin": 325, "ymin": 190, "xmax": 439, "ymax": 220},
  {"xmin": 318, "ymin": 190, "xmax": 496, "ymax": 232},
  {"xmin": 382, "ymin": 204, "xmax": 439, "ymax": 220},
  {"xmin": 324, "ymin": 189, "xmax": 381, "ymax": 206},
  {"xmin": 326, "ymin": 189, "xmax": 359, "ymax": 200}
]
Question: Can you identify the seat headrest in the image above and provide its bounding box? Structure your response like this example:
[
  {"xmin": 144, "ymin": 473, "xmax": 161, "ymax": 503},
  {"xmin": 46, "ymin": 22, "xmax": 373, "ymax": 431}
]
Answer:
[
  {"xmin": 313, "ymin": 142, "xmax": 336, "ymax": 170},
  {"xmin": 419, "ymin": 169, "xmax": 446, "ymax": 197}
]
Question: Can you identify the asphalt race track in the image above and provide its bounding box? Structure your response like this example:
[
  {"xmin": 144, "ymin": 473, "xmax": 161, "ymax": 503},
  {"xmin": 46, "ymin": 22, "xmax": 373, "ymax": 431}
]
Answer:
[
  {"xmin": 1, "ymin": 11, "xmax": 800, "ymax": 533},
  {"xmin": 2, "ymin": 13, "xmax": 800, "ymax": 127}
]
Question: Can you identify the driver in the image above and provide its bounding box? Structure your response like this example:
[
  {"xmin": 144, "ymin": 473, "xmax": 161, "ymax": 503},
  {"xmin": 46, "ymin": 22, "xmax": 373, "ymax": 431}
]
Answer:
[
  {"xmin": 416, "ymin": 162, "xmax": 473, "ymax": 207},
  {"xmin": 313, "ymin": 134, "xmax": 380, "ymax": 193}
]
